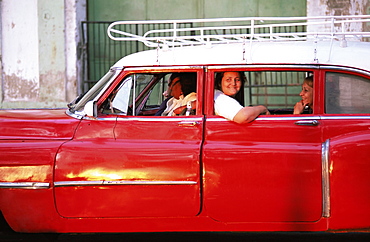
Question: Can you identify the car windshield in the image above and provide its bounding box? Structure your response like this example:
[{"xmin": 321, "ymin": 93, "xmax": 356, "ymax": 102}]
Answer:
[{"xmin": 69, "ymin": 68, "xmax": 121, "ymax": 113}]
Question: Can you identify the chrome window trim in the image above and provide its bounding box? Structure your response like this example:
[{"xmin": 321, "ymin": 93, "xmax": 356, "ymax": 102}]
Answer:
[
  {"xmin": 83, "ymin": 116, "xmax": 117, "ymax": 121},
  {"xmin": 206, "ymin": 116, "xmax": 321, "ymax": 122},
  {"xmin": 54, "ymin": 180, "xmax": 197, "ymax": 187},
  {"xmin": 123, "ymin": 66, "xmax": 203, "ymax": 72},
  {"xmin": 0, "ymin": 182, "xmax": 50, "ymax": 189},
  {"xmin": 321, "ymin": 139, "xmax": 331, "ymax": 218},
  {"xmin": 66, "ymin": 109, "xmax": 84, "ymax": 119},
  {"xmin": 207, "ymin": 116, "xmax": 370, "ymax": 122},
  {"xmin": 321, "ymin": 116, "xmax": 370, "ymax": 120},
  {"xmin": 207, "ymin": 64, "xmax": 320, "ymax": 70},
  {"xmin": 320, "ymin": 65, "xmax": 370, "ymax": 76},
  {"xmin": 115, "ymin": 117, "xmax": 203, "ymax": 122}
]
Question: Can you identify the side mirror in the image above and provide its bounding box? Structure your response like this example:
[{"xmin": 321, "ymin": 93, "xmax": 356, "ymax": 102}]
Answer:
[{"xmin": 84, "ymin": 100, "xmax": 97, "ymax": 117}]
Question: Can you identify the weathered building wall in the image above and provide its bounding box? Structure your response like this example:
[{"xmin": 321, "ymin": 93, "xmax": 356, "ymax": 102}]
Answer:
[
  {"xmin": 308, "ymin": 0, "xmax": 369, "ymax": 16},
  {"xmin": 0, "ymin": 0, "xmax": 85, "ymax": 108},
  {"xmin": 307, "ymin": 0, "xmax": 369, "ymax": 37},
  {"xmin": 1, "ymin": 0, "xmax": 40, "ymax": 104}
]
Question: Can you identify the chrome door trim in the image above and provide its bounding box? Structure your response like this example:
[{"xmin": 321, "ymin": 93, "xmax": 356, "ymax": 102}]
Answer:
[
  {"xmin": 206, "ymin": 116, "xmax": 322, "ymax": 122},
  {"xmin": 207, "ymin": 116, "xmax": 370, "ymax": 122},
  {"xmin": 0, "ymin": 182, "xmax": 50, "ymax": 189},
  {"xmin": 116, "ymin": 117, "xmax": 203, "ymax": 122},
  {"xmin": 54, "ymin": 180, "xmax": 197, "ymax": 187},
  {"xmin": 321, "ymin": 139, "xmax": 331, "ymax": 218},
  {"xmin": 321, "ymin": 116, "xmax": 370, "ymax": 120}
]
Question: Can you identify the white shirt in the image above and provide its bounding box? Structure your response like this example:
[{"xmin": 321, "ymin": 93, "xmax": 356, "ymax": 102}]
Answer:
[
  {"xmin": 162, "ymin": 92, "xmax": 197, "ymax": 116},
  {"xmin": 214, "ymin": 89, "xmax": 243, "ymax": 121}
]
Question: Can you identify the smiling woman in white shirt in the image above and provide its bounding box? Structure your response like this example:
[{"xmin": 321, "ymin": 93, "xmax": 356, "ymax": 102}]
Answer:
[{"xmin": 214, "ymin": 72, "xmax": 270, "ymax": 124}]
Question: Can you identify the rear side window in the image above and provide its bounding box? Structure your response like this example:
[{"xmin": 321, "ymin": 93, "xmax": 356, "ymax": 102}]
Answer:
[
  {"xmin": 326, "ymin": 72, "xmax": 370, "ymax": 114},
  {"xmin": 214, "ymin": 70, "xmax": 311, "ymax": 115}
]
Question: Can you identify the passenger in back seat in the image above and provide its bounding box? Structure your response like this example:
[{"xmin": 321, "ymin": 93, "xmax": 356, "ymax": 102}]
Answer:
[
  {"xmin": 162, "ymin": 73, "xmax": 197, "ymax": 116},
  {"xmin": 293, "ymin": 76, "xmax": 314, "ymax": 114}
]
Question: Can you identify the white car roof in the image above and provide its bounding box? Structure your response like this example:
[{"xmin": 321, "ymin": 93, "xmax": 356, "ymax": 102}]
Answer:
[{"xmin": 113, "ymin": 40, "xmax": 370, "ymax": 71}]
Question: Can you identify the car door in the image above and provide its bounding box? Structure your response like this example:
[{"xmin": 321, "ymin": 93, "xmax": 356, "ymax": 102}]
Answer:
[
  {"xmin": 319, "ymin": 69, "xmax": 370, "ymax": 229},
  {"xmin": 54, "ymin": 68, "xmax": 203, "ymax": 218},
  {"xmin": 203, "ymin": 66, "xmax": 324, "ymax": 223}
]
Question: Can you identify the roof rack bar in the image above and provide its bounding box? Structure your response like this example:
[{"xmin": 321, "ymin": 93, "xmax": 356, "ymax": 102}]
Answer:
[{"xmin": 107, "ymin": 15, "xmax": 370, "ymax": 48}]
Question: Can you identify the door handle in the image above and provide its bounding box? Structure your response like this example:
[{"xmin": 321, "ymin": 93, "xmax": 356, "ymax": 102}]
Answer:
[
  {"xmin": 178, "ymin": 121, "xmax": 199, "ymax": 127},
  {"xmin": 295, "ymin": 120, "xmax": 320, "ymax": 126}
]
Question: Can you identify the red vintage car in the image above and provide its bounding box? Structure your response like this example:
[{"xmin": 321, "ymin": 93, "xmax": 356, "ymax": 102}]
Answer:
[{"xmin": 1, "ymin": 16, "xmax": 370, "ymax": 233}]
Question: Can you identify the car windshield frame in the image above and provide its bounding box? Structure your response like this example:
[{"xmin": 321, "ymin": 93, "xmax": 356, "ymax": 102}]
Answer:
[{"xmin": 69, "ymin": 68, "xmax": 122, "ymax": 113}]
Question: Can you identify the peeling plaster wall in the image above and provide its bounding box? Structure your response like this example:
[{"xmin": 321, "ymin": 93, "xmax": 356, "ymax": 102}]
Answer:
[
  {"xmin": 308, "ymin": 0, "xmax": 368, "ymax": 16},
  {"xmin": 65, "ymin": 0, "xmax": 78, "ymax": 102},
  {"xmin": 307, "ymin": 0, "xmax": 369, "ymax": 33},
  {"xmin": 65, "ymin": 0, "xmax": 86, "ymax": 102},
  {"xmin": 1, "ymin": 0, "xmax": 40, "ymax": 102},
  {"xmin": 38, "ymin": 0, "xmax": 66, "ymax": 104},
  {"xmin": 0, "ymin": 0, "xmax": 84, "ymax": 108}
]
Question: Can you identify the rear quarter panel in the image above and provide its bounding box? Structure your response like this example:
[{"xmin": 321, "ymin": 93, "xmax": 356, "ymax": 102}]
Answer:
[{"xmin": 328, "ymin": 130, "xmax": 370, "ymax": 230}]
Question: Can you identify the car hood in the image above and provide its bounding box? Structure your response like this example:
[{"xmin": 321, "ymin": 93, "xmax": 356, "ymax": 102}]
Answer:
[{"xmin": 0, "ymin": 109, "xmax": 81, "ymax": 140}]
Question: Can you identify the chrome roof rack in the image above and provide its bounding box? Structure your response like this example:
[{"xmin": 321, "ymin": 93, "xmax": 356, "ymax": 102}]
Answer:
[{"xmin": 107, "ymin": 15, "xmax": 370, "ymax": 48}]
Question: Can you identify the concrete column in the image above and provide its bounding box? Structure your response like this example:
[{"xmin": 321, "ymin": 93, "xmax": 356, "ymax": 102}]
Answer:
[
  {"xmin": 1, "ymin": 0, "xmax": 40, "ymax": 105},
  {"xmin": 65, "ymin": 0, "xmax": 86, "ymax": 102},
  {"xmin": 0, "ymin": 0, "xmax": 85, "ymax": 108}
]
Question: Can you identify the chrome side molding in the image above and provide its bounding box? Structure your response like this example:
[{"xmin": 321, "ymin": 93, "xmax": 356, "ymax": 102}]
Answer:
[
  {"xmin": 54, "ymin": 180, "xmax": 197, "ymax": 187},
  {"xmin": 321, "ymin": 139, "xmax": 331, "ymax": 218},
  {"xmin": 0, "ymin": 182, "xmax": 50, "ymax": 189}
]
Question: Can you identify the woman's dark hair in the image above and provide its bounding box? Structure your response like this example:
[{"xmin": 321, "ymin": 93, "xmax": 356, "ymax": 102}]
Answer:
[
  {"xmin": 179, "ymin": 73, "xmax": 197, "ymax": 96},
  {"xmin": 215, "ymin": 71, "xmax": 245, "ymax": 106}
]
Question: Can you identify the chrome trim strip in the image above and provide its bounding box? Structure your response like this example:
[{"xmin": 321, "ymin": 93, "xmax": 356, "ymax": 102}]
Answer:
[
  {"xmin": 123, "ymin": 66, "xmax": 203, "ymax": 71},
  {"xmin": 321, "ymin": 139, "xmax": 331, "ymax": 218},
  {"xmin": 207, "ymin": 64, "xmax": 320, "ymax": 70},
  {"xmin": 319, "ymin": 66, "xmax": 370, "ymax": 76},
  {"xmin": 207, "ymin": 116, "xmax": 321, "ymax": 122},
  {"xmin": 208, "ymin": 115, "xmax": 370, "ymax": 122},
  {"xmin": 0, "ymin": 182, "xmax": 50, "ymax": 189},
  {"xmin": 54, "ymin": 180, "xmax": 197, "ymax": 187},
  {"xmin": 321, "ymin": 116, "xmax": 370, "ymax": 120},
  {"xmin": 83, "ymin": 116, "xmax": 117, "ymax": 121},
  {"xmin": 66, "ymin": 109, "xmax": 84, "ymax": 119},
  {"xmin": 116, "ymin": 117, "xmax": 203, "ymax": 122}
]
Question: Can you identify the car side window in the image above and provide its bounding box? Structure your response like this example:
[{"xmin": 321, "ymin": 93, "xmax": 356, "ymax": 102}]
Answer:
[
  {"xmin": 100, "ymin": 73, "xmax": 166, "ymax": 116},
  {"xmin": 100, "ymin": 72, "xmax": 198, "ymax": 116},
  {"xmin": 325, "ymin": 72, "xmax": 370, "ymax": 114},
  {"xmin": 215, "ymin": 70, "xmax": 309, "ymax": 115}
]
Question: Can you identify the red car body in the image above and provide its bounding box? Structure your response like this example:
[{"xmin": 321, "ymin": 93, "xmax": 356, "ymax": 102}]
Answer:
[{"xmin": 1, "ymin": 16, "xmax": 370, "ymax": 233}]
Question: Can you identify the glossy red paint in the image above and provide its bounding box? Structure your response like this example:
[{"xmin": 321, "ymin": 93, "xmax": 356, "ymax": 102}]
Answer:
[
  {"xmin": 54, "ymin": 116, "xmax": 202, "ymax": 218},
  {"xmin": 203, "ymin": 116, "xmax": 323, "ymax": 223},
  {"xmin": 0, "ymin": 109, "xmax": 80, "ymax": 139},
  {"xmin": 322, "ymin": 120, "xmax": 370, "ymax": 230}
]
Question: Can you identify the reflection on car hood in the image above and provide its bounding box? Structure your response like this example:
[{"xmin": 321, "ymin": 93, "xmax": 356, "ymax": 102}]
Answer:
[{"xmin": 0, "ymin": 109, "xmax": 81, "ymax": 140}]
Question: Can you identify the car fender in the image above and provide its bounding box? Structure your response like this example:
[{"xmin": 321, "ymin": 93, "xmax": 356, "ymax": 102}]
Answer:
[{"xmin": 328, "ymin": 129, "xmax": 370, "ymax": 230}]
